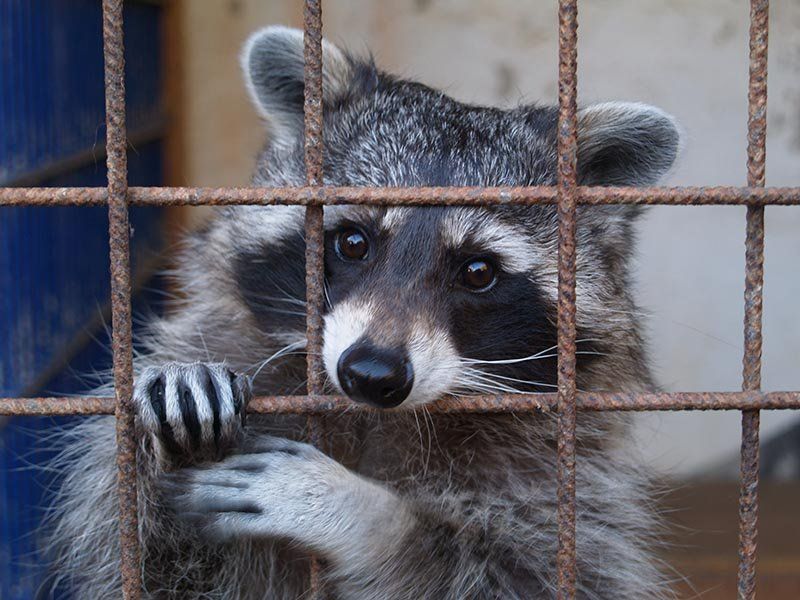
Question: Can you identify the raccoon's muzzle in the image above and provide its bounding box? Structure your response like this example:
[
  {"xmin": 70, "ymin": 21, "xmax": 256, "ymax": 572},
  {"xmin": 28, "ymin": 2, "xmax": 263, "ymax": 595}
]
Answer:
[{"xmin": 337, "ymin": 342, "xmax": 414, "ymax": 408}]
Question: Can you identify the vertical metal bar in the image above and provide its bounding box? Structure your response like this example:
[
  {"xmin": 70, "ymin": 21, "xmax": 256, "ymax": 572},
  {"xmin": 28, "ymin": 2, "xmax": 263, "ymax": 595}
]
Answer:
[
  {"xmin": 556, "ymin": 1, "xmax": 579, "ymax": 598},
  {"xmin": 102, "ymin": 0, "xmax": 141, "ymax": 597},
  {"xmin": 739, "ymin": 2, "xmax": 768, "ymax": 599},
  {"xmin": 303, "ymin": 0, "xmax": 325, "ymax": 596},
  {"xmin": 303, "ymin": 1, "xmax": 325, "ymax": 387}
]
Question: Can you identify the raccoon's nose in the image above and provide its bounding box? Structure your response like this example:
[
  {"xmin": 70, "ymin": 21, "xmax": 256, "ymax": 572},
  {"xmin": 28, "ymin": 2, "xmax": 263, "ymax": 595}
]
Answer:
[{"xmin": 337, "ymin": 343, "xmax": 414, "ymax": 409}]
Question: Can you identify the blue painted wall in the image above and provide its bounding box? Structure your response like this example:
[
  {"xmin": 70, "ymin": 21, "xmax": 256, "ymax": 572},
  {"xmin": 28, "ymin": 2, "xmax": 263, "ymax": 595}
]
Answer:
[{"xmin": 1, "ymin": 1, "xmax": 166, "ymax": 597}]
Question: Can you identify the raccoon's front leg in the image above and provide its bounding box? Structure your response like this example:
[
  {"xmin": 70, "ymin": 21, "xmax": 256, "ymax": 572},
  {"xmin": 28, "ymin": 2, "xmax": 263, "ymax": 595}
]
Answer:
[
  {"xmin": 134, "ymin": 362, "xmax": 252, "ymax": 465},
  {"xmin": 165, "ymin": 436, "xmax": 415, "ymax": 566},
  {"xmin": 165, "ymin": 441, "xmax": 538, "ymax": 599}
]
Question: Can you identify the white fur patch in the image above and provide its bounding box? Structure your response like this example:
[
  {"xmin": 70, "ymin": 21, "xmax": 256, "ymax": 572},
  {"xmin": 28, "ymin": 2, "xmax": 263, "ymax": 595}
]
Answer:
[
  {"xmin": 380, "ymin": 208, "xmax": 412, "ymax": 232},
  {"xmin": 221, "ymin": 205, "xmax": 304, "ymax": 252},
  {"xmin": 323, "ymin": 299, "xmax": 375, "ymax": 391},
  {"xmin": 322, "ymin": 205, "xmax": 380, "ymax": 230},
  {"xmin": 440, "ymin": 208, "xmax": 539, "ymax": 274},
  {"xmin": 404, "ymin": 321, "xmax": 461, "ymax": 407}
]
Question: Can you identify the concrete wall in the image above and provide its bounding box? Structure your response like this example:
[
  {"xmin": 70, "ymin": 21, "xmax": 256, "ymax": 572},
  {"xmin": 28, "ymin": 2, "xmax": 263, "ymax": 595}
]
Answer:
[{"xmin": 179, "ymin": 0, "xmax": 800, "ymax": 478}]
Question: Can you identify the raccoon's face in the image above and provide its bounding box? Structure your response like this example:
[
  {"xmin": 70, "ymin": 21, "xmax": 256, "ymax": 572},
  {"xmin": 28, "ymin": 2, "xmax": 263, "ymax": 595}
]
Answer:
[
  {"xmin": 320, "ymin": 205, "xmax": 567, "ymax": 408},
  {"xmin": 232, "ymin": 27, "xmax": 681, "ymax": 408}
]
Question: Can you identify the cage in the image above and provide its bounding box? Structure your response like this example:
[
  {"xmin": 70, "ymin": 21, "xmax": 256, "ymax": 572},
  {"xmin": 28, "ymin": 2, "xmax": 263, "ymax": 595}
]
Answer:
[{"xmin": 1, "ymin": 0, "xmax": 799, "ymax": 598}]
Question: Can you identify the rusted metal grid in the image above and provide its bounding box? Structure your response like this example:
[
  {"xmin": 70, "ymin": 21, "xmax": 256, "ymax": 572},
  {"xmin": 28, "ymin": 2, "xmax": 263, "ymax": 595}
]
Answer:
[{"xmin": 0, "ymin": 0, "xmax": 795, "ymax": 598}]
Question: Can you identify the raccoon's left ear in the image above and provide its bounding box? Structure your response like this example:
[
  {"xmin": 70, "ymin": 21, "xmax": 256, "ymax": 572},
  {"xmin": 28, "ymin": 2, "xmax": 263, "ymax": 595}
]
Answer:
[
  {"xmin": 241, "ymin": 26, "xmax": 357, "ymax": 144},
  {"xmin": 576, "ymin": 102, "xmax": 682, "ymax": 186}
]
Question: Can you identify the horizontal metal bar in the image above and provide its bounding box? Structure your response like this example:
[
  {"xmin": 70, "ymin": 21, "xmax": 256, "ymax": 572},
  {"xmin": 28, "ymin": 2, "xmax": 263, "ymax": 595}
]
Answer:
[
  {"xmin": 2, "ymin": 185, "xmax": 800, "ymax": 207},
  {"xmin": 3, "ymin": 391, "xmax": 799, "ymax": 416},
  {"xmin": 0, "ymin": 397, "xmax": 117, "ymax": 415}
]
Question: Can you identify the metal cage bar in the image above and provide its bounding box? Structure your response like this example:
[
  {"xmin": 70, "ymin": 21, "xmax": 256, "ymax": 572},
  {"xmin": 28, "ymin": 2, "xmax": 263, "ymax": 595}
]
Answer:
[
  {"xmin": 302, "ymin": 0, "xmax": 325, "ymax": 397},
  {"xmin": 738, "ymin": 1, "xmax": 769, "ymax": 598},
  {"xmin": 100, "ymin": 0, "xmax": 141, "ymax": 597},
  {"xmin": 0, "ymin": 0, "xmax": 797, "ymax": 598},
  {"xmin": 3, "ymin": 185, "xmax": 800, "ymax": 206},
  {"xmin": 2, "ymin": 390, "xmax": 800, "ymax": 417},
  {"xmin": 555, "ymin": 1, "xmax": 579, "ymax": 596},
  {"xmin": 302, "ymin": 0, "xmax": 326, "ymax": 596}
]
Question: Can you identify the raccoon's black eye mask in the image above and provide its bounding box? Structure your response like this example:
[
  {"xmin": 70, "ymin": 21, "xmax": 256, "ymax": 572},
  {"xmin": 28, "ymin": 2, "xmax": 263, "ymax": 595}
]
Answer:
[{"xmin": 331, "ymin": 222, "xmax": 500, "ymax": 294}]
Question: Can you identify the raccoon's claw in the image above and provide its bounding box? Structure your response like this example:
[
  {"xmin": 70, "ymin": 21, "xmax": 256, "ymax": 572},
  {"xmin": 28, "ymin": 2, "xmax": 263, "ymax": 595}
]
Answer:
[{"xmin": 134, "ymin": 362, "xmax": 252, "ymax": 462}]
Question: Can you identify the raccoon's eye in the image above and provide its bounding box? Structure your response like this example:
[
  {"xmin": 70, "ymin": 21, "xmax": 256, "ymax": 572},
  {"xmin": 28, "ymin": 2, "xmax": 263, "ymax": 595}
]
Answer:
[
  {"xmin": 460, "ymin": 258, "xmax": 497, "ymax": 292},
  {"xmin": 335, "ymin": 227, "xmax": 369, "ymax": 261}
]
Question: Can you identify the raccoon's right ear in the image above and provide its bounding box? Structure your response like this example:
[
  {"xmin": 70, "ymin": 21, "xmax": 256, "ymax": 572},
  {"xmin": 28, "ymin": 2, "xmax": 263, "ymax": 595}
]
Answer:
[
  {"xmin": 576, "ymin": 102, "xmax": 683, "ymax": 186},
  {"xmin": 241, "ymin": 26, "xmax": 355, "ymax": 144}
]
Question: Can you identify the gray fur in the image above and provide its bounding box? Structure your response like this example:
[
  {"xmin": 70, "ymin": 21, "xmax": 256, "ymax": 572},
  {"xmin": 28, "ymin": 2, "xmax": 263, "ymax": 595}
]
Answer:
[{"xmin": 44, "ymin": 27, "xmax": 682, "ymax": 599}]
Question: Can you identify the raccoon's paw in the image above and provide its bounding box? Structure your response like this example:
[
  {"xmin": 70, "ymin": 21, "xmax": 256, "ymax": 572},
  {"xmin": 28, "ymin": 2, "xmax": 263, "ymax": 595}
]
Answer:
[
  {"xmin": 161, "ymin": 436, "xmax": 349, "ymax": 546},
  {"xmin": 162, "ymin": 436, "xmax": 412, "ymax": 560},
  {"xmin": 134, "ymin": 362, "xmax": 252, "ymax": 462}
]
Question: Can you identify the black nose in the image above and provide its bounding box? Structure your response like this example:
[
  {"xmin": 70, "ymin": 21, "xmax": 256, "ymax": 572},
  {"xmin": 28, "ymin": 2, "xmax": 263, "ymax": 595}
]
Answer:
[{"xmin": 337, "ymin": 343, "xmax": 414, "ymax": 408}]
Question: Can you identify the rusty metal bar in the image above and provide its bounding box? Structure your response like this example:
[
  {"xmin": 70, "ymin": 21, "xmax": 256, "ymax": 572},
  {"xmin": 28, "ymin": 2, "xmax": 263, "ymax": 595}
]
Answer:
[
  {"xmin": 738, "ymin": 2, "xmax": 769, "ymax": 598},
  {"xmin": 303, "ymin": 0, "xmax": 325, "ymax": 396},
  {"xmin": 555, "ymin": 0, "xmax": 579, "ymax": 598},
  {"xmin": 101, "ymin": 0, "xmax": 141, "ymax": 597},
  {"xmin": 157, "ymin": 391, "xmax": 800, "ymax": 413},
  {"xmin": 0, "ymin": 397, "xmax": 117, "ymax": 415},
  {"xmin": 4, "ymin": 391, "xmax": 800, "ymax": 417},
  {"xmin": 302, "ymin": 0, "xmax": 325, "ymax": 597},
  {"xmin": 246, "ymin": 391, "xmax": 800, "ymax": 413},
  {"xmin": 3, "ymin": 185, "xmax": 800, "ymax": 207}
]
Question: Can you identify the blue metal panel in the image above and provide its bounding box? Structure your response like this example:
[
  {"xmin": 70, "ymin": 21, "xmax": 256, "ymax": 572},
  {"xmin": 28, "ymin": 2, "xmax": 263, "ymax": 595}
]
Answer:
[
  {"xmin": 0, "ymin": 160, "xmax": 166, "ymax": 599},
  {"xmin": 0, "ymin": 0, "xmax": 162, "ymax": 184},
  {"xmin": 0, "ymin": 142, "xmax": 164, "ymax": 394},
  {"xmin": 1, "ymin": 2, "xmax": 166, "ymax": 597}
]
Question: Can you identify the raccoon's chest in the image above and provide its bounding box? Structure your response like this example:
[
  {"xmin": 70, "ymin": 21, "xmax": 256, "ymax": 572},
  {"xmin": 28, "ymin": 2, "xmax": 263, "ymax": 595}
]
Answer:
[{"xmin": 354, "ymin": 413, "xmax": 547, "ymax": 491}]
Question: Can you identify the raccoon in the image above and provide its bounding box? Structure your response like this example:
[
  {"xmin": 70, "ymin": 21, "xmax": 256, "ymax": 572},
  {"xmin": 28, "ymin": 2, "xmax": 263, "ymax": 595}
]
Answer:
[{"xmin": 44, "ymin": 26, "xmax": 682, "ymax": 600}]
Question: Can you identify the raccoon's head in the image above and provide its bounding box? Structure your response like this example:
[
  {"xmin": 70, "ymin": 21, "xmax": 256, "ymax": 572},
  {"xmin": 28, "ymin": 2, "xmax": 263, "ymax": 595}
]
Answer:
[{"xmin": 229, "ymin": 27, "xmax": 681, "ymax": 408}]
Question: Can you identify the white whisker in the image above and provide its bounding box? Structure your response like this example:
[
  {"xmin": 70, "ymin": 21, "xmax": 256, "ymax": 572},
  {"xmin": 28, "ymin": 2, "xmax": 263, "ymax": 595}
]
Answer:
[
  {"xmin": 248, "ymin": 340, "xmax": 307, "ymax": 380},
  {"xmin": 460, "ymin": 338, "xmax": 606, "ymax": 366},
  {"xmin": 463, "ymin": 367, "xmax": 559, "ymax": 389}
]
